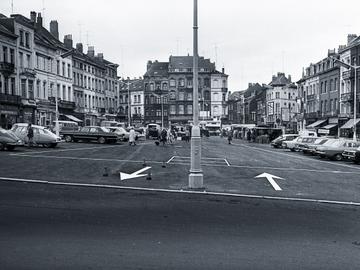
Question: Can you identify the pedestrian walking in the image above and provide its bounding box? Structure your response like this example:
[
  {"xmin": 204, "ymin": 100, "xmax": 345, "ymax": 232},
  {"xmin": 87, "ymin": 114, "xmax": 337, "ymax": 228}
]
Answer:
[
  {"xmin": 246, "ymin": 129, "xmax": 251, "ymax": 142},
  {"xmin": 27, "ymin": 123, "xmax": 34, "ymax": 148},
  {"xmin": 167, "ymin": 128, "xmax": 174, "ymax": 144},
  {"xmin": 161, "ymin": 128, "xmax": 167, "ymax": 146},
  {"xmin": 185, "ymin": 129, "xmax": 190, "ymax": 142},
  {"xmin": 227, "ymin": 131, "xmax": 233, "ymax": 144},
  {"xmin": 129, "ymin": 127, "xmax": 136, "ymax": 146}
]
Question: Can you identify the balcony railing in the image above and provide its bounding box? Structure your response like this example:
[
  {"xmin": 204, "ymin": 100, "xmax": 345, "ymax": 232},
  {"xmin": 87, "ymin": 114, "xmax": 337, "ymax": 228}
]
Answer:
[
  {"xmin": 342, "ymin": 70, "xmax": 354, "ymax": 80},
  {"xmin": 340, "ymin": 92, "xmax": 353, "ymax": 102},
  {"xmin": 0, "ymin": 62, "xmax": 15, "ymax": 76},
  {"xmin": 20, "ymin": 68, "xmax": 36, "ymax": 77},
  {"xmin": 0, "ymin": 93, "xmax": 21, "ymax": 105},
  {"xmin": 306, "ymin": 94, "xmax": 316, "ymax": 101}
]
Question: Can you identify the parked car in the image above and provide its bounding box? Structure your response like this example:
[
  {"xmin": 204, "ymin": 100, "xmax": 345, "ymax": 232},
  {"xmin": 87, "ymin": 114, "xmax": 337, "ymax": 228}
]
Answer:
[
  {"xmin": 61, "ymin": 126, "xmax": 118, "ymax": 144},
  {"xmin": 300, "ymin": 138, "xmax": 332, "ymax": 155},
  {"xmin": 342, "ymin": 146, "xmax": 360, "ymax": 164},
  {"xmin": 11, "ymin": 123, "xmax": 61, "ymax": 148},
  {"xmin": 270, "ymin": 134, "xmax": 299, "ymax": 148},
  {"xmin": 294, "ymin": 137, "xmax": 319, "ymax": 152},
  {"xmin": 281, "ymin": 136, "xmax": 313, "ymax": 151},
  {"xmin": 314, "ymin": 139, "xmax": 360, "ymax": 161},
  {"xmin": 108, "ymin": 126, "xmax": 130, "ymax": 141},
  {"xmin": 0, "ymin": 127, "xmax": 23, "ymax": 151}
]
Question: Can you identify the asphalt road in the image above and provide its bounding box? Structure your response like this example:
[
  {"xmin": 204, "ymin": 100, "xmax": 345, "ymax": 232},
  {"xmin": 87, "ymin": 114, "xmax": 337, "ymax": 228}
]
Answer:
[
  {"xmin": 1, "ymin": 137, "xmax": 360, "ymax": 203},
  {"xmin": 1, "ymin": 180, "xmax": 360, "ymax": 270}
]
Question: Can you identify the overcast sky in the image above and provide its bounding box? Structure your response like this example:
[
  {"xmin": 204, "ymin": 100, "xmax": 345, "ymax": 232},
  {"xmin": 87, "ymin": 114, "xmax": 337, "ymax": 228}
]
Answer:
[{"xmin": 1, "ymin": 0, "xmax": 360, "ymax": 91}]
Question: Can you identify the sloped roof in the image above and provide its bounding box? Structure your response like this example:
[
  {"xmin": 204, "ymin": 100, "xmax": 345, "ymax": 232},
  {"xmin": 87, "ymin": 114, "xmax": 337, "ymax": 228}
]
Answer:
[
  {"xmin": 144, "ymin": 61, "xmax": 169, "ymax": 77},
  {"xmin": 228, "ymin": 91, "xmax": 244, "ymax": 101},
  {"xmin": 119, "ymin": 79, "xmax": 144, "ymax": 92},
  {"xmin": 0, "ymin": 20, "xmax": 17, "ymax": 39},
  {"xmin": 243, "ymin": 83, "xmax": 266, "ymax": 98},
  {"xmin": 269, "ymin": 72, "xmax": 291, "ymax": 86},
  {"xmin": 168, "ymin": 55, "xmax": 215, "ymax": 71}
]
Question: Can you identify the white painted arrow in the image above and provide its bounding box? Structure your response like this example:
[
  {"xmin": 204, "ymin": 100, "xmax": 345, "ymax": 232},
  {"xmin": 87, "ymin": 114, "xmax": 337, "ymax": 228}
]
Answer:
[
  {"xmin": 120, "ymin": 166, "xmax": 151, "ymax": 181},
  {"xmin": 255, "ymin": 173, "xmax": 284, "ymax": 191}
]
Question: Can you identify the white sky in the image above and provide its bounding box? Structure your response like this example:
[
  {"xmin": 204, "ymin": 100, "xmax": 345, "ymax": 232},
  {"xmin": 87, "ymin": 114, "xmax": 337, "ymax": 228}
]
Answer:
[{"xmin": 1, "ymin": 0, "xmax": 360, "ymax": 91}]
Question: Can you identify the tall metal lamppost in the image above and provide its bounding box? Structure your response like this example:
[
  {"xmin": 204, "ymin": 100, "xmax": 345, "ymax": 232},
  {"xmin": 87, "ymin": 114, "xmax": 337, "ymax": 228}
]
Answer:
[
  {"xmin": 188, "ymin": 0, "xmax": 203, "ymax": 189},
  {"xmin": 331, "ymin": 56, "xmax": 359, "ymax": 140}
]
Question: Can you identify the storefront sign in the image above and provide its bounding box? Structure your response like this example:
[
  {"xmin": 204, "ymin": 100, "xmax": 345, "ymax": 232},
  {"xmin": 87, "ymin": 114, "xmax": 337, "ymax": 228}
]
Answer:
[{"xmin": 318, "ymin": 128, "xmax": 330, "ymax": 134}]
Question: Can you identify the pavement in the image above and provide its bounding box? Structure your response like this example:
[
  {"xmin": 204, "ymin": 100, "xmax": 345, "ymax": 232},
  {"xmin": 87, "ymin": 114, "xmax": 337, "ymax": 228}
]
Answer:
[
  {"xmin": 1, "ymin": 137, "xmax": 360, "ymax": 204},
  {"xmin": 1, "ymin": 180, "xmax": 360, "ymax": 270}
]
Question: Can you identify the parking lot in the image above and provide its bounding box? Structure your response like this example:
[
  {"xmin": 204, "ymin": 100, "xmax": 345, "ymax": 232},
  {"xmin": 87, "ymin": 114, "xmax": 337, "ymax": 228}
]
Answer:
[{"xmin": 1, "ymin": 136, "xmax": 360, "ymax": 204}]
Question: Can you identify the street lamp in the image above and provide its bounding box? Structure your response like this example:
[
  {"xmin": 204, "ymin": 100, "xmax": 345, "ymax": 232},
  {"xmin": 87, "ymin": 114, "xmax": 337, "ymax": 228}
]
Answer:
[
  {"xmin": 154, "ymin": 89, "xmax": 169, "ymax": 129},
  {"xmin": 188, "ymin": 0, "xmax": 203, "ymax": 189},
  {"xmin": 331, "ymin": 56, "xmax": 359, "ymax": 141}
]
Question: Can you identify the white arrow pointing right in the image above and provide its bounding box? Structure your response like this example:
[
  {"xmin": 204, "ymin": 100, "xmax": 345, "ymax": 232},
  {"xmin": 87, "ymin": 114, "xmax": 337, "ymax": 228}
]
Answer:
[
  {"xmin": 255, "ymin": 173, "xmax": 284, "ymax": 191},
  {"xmin": 120, "ymin": 166, "xmax": 151, "ymax": 181}
]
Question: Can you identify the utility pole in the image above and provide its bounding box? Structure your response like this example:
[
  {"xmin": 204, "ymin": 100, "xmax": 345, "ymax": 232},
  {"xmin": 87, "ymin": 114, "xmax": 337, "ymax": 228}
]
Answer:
[{"xmin": 188, "ymin": 0, "xmax": 203, "ymax": 189}]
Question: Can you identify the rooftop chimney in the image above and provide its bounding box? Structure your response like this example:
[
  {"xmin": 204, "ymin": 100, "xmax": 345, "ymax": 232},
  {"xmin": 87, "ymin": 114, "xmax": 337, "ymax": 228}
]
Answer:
[
  {"xmin": 36, "ymin": 13, "xmax": 42, "ymax": 27},
  {"xmin": 347, "ymin": 34, "xmax": 357, "ymax": 45},
  {"xmin": 76, "ymin": 43, "xmax": 83, "ymax": 53},
  {"xmin": 30, "ymin": 11, "xmax": 36, "ymax": 23},
  {"xmin": 97, "ymin": 53, "xmax": 104, "ymax": 60},
  {"xmin": 49, "ymin": 20, "xmax": 59, "ymax": 40},
  {"xmin": 147, "ymin": 60, "xmax": 152, "ymax": 71},
  {"xmin": 63, "ymin": 34, "xmax": 73, "ymax": 49},
  {"xmin": 87, "ymin": 46, "xmax": 95, "ymax": 57},
  {"xmin": 288, "ymin": 75, "xmax": 292, "ymax": 82},
  {"xmin": 222, "ymin": 67, "xmax": 225, "ymax": 74}
]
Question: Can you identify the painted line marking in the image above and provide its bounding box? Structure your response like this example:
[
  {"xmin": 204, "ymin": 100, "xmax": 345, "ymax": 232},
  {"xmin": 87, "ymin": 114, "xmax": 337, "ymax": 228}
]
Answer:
[
  {"xmin": 0, "ymin": 176, "xmax": 359, "ymax": 207},
  {"xmin": 255, "ymin": 173, "xmax": 283, "ymax": 191},
  {"xmin": 11, "ymin": 145, "xmax": 125, "ymax": 156},
  {"xmin": 224, "ymin": 158, "xmax": 230, "ymax": 167},
  {"xmin": 166, "ymin": 156, "xmax": 175, "ymax": 164},
  {"xmin": 232, "ymin": 142, "xmax": 360, "ymax": 171},
  {"xmin": 173, "ymin": 155, "xmax": 226, "ymax": 160},
  {"xmin": 8, "ymin": 154, "xmax": 360, "ymax": 175}
]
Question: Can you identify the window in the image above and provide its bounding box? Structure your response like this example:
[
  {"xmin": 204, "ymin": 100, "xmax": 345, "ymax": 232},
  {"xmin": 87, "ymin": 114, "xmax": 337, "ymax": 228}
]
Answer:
[
  {"xmin": 25, "ymin": 32, "xmax": 30, "ymax": 48},
  {"xmin": 178, "ymin": 105, "xmax": 184, "ymax": 115},
  {"xmin": 19, "ymin": 30, "xmax": 24, "ymax": 46},
  {"xmin": 178, "ymin": 92, "xmax": 184, "ymax": 100},
  {"xmin": 276, "ymin": 92, "xmax": 280, "ymax": 99},
  {"xmin": 179, "ymin": 78, "xmax": 185, "ymax": 87},
  {"xmin": 2, "ymin": 46, "xmax": 7, "ymax": 62},
  {"xmin": 156, "ymin": 110, "xmax": 161, "ymax": 116},
  {"xmin": 187, "ymin": 92, "xmax": 193, "ymax": 101},
  {"xmin": 21, "ymin": 79, "xmax": 26, "ymax": 97},
  {"xmin": 68, "ymin": 87, "xmax": 71, "ymax": 101},
  {"xmin": 26, "ymin": 54, "xmax": 31, "ymax": 68},
  {"xmin": 19, "ymin": 52, "xmax": 23, "ymax": 67},
  {"xmin": 10, "ymin": 49, "xmax": 14, "ymax": 64},
  {"xmin": 204, "ymin": 78, "xmax": 210, "ymax": 87},
  {"xmin": 36, "ymin": 80, "xmax": 40, "ymax": 98},
  {"xmin": 11, "ymin": 78, "xmax": 15, "ymax": 95},
  {"xmin": 170, "ymin": 105, "xmax": 176, "ymax": 115},
  {"xmin": 28, "ymin": 80, "xmax": 34, "ymax": 99},
  {"xmin": 62, "ymin": 62, "xmax": 65, "ymax": 77},
  {"xmin": 68, "ymin": 64, "xmax": 71, "ymax": 78},
  {"xmin": 187, "ymin": 78, "xmax": 193, "ymax": 88},
  {"xmin": 57, "ymin": 60, "xmax": 60, "ymax": 75},
  {"xmin": 187, "ymin": 104, "xmax": 193, "ymax": 114},
  {"xmin": 170, "ymin": 79, "xmax": 176, "ymax": 87},
  {"xmin": 43, "ymin": 81, "xmax": 47, "ymax": 99},
  {"xmin": 62, "ymin": 85, "xmax": 66, "ymax": 100}
]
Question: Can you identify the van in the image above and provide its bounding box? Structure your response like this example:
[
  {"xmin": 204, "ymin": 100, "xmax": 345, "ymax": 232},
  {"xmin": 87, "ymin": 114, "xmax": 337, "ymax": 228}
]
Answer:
[
  {"xmin": 54, "ymin": 121, "xmax": 79, "ymax": 133},
  {"xmin": 101, "ymin": 121, "xmax": 126, "ymax": 128}
]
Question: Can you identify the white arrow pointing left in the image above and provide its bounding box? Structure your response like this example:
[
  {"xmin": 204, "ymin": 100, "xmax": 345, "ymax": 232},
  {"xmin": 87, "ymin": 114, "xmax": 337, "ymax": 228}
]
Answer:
[
  {"xmin": 255, "ymin": 172, "xmax": 284, "ymax": 191},
  {"xmin": 120, "ymin": 167, "xmax": 151, "ymax": 181}
]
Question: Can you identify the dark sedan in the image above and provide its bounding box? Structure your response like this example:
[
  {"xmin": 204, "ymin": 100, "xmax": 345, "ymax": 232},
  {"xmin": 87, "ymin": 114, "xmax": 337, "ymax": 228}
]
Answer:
[
  {"xmin": 343, "ymin": 147, "xmax": 360, "ymax": 164},
  {"xmin": 62, "ymin": 126, "xmax": 119, "ymax": 144},
  {"xmin": 0, "ymin": 127, "xmax": 23, "ymax": 151}
]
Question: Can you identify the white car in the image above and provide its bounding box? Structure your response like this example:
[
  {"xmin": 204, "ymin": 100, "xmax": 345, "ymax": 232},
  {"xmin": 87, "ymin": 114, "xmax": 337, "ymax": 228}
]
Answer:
[
  {"xmin": 108, "ymin": 127, "xmax": 130, "ymax": 141},
  {"xmin": 11, "ymin": 123, "xmax": 61, "ymax": 148},
  {"xmin": 282, "ymin": 136, "xmax": 318, "ymax": 152}
]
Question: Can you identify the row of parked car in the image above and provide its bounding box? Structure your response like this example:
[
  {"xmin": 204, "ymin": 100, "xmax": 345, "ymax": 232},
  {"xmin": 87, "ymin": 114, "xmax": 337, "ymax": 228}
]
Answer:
[
  {"xmin": 270, "ymin": 133, "xmax": 360, "ymax": 163},
  {"xmin": 0, "ymin": 123, "xmax": 147, "ymax": 151}
]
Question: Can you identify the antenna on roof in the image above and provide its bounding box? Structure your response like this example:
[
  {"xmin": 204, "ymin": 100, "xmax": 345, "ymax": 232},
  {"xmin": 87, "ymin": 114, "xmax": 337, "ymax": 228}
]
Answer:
[
  {"xmin": 78, "ymin": 22, "xmax": 82, "ymax": 43},
  {"xmin": 42, "ymin": 0, "xmax": 46, "ymax": 25},
  {"xmin": 11, "ymin": 0, "xmax": 14, "ymax": 14},
  {"xmin": 281, "ymin": 50, "xmax": 285, "ymax": 72},
  {"xmin": 86, "ymin": 31, "xmax": 90, "ymax": 47},
  {"xmin": 214, "ymin": 43, "xmax": 218, "ymax": 64},
  {"xmin": 176, "ymin": 38, "xmax": 179, "ymax": 55}
]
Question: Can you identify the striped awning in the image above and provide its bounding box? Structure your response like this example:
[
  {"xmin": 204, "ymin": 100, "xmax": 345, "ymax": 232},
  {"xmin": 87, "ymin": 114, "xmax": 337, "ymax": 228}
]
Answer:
[
  {"xmin": 306, "ymin": 119, "xmax": 327, "ymax": 128},
  {"xmin": 340, "ymin": 119, "xmax": 360, "ymax": 129}
]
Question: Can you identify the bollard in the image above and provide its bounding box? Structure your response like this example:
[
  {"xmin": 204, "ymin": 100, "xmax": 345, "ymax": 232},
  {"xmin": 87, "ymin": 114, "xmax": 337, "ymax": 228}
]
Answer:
[
  {"xmin": 162, "ymin": 161, "xmax": 166, "ymax": 168},
  {"xmin": 103, "ymin": 167, "xmax": 109, "ymax": 177},
  {"xmin": 143, "ymin": 159, "xmax": 147, "ymax": 167},
  {"xmin": 146, "ymin": 170, "xmax": 152, "ymax": 180}
]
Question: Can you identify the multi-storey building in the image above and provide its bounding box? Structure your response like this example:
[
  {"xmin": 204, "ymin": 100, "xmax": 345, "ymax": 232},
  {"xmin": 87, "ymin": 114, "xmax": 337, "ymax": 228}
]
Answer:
[
  {"xmin": 0, "ymin": 14, "xmax": 18, "ymax": 128},
  {"xmin": 243, "ymin": 83, "xmax": 267, "ymax": 125},
  {"xmin": 143, "ymin": 60, "xmax": 169, "ymax": 127},
  {"xmin": 297, "ymin": 50, "xmax": 340, "ymax": 136},
  {"xmin": 143, "ymin": 55, "xmax": 228, "ymax": 127},
  {"xmin": 338, "ymin": 34, "xmax": 360, "ymax": 139},
  {"xmin": 118, "ymin": 78, "xmax": 144, "ymax": 126},
  {"xmin": 266, "ymin": 73, "xmax": 298, "ymax": 130},
  {"xmin": 211, "ymin": 68, "xmax": 228, "ymax": 121},
  {"xmin": 227, "ymin": 90, "xmax": 245, "ymax": 124}
]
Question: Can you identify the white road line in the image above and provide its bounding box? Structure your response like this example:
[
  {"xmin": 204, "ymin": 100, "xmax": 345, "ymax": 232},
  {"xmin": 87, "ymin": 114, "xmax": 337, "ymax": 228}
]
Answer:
[
  {"xmin": 173, "ymin": 155, "xmax": 226, "ymax": 160},
  {"xmin": 11, "ymin": 145, "xmax": 124, "ymax": 156},
  {"xmin": 0, "ymin": 176, "xmax": 359, "ymax": 207},
  {"xmin": 224, "ymin": 158, "xmax": 230, "ymax": 167},
  {"xmin": 166, "ymin": 156, "xmax": 176, "ymax": 163},
  {"xmin": 232, "ymin": 142, "xmax": 360, "ymax": 171}
]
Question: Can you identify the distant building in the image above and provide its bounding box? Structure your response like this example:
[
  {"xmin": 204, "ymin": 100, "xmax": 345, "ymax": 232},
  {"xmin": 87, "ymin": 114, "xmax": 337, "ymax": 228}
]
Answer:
[
  {"xmin": 266, "ymin": 73, "xmax": 298, "ymax": 130},
  {"xmin": 227, "ymin": 90, "xmax": 245, "ymax": 124}
]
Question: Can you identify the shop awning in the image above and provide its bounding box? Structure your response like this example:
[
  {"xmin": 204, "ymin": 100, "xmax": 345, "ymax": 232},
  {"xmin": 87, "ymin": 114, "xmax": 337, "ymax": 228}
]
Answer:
[
  {"xmin": 306, "ymin": 119, "xmax": 327, "ymax": 128},
  {"xmin": 65, "ymin": 114, "xmax": 83, "ymax": 122},
  {"xmin": 340, "ymin": 118, "xmax": 360, "ymax": 129},
  {"xmin": 322, "ymin": 124, "xmax": 338, "ymax": 129}
]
